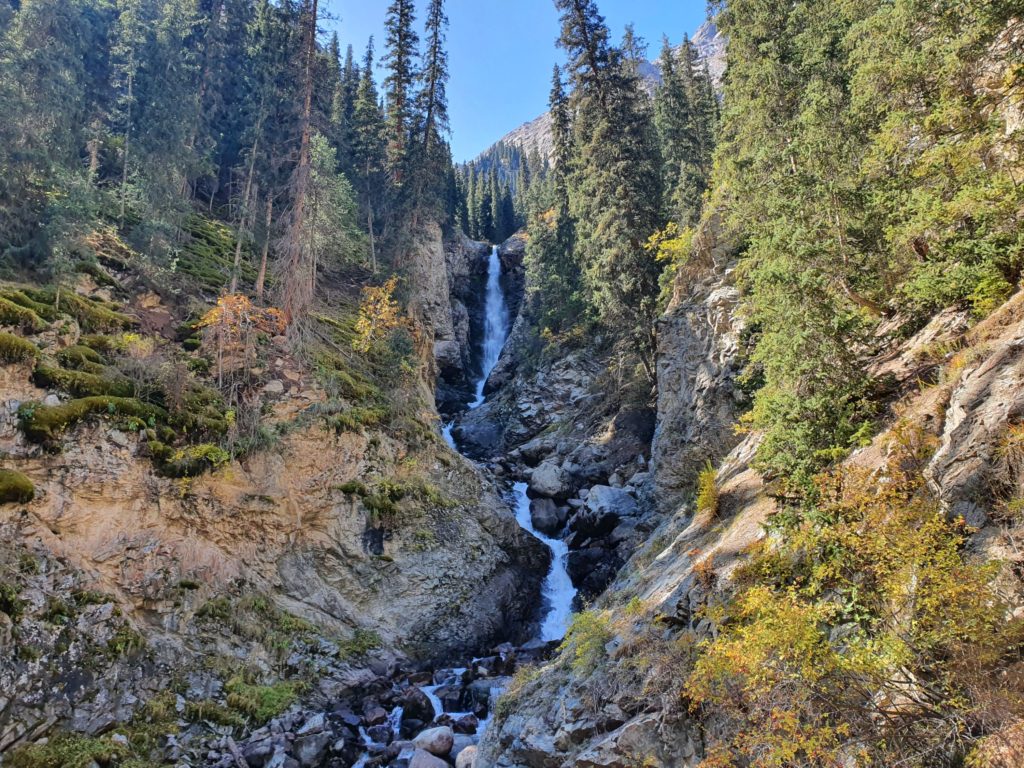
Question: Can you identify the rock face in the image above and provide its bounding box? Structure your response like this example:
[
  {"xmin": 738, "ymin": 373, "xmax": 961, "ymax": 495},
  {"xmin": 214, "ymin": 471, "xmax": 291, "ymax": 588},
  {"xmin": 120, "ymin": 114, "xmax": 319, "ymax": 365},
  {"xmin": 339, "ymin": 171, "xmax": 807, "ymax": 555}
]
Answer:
[{"xmin": 651, "ymin": 214, "xmax": 745, "ymax": 512}]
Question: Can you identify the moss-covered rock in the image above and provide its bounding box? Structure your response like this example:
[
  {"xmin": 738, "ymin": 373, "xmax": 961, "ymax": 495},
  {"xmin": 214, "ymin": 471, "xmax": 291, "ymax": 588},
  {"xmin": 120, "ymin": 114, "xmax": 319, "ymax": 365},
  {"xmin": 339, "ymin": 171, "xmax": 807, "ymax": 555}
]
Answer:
[
  {"xmin": 19, "ymin": 397, "xmax": 165, "ymax": 443},
  {"xmin": 0, "ymin": 469, "xmax": 35, "ymax": 503},
  {"xmin": 0, "ymin": 331, "xmax": 39, "ymax": 364},
  {"xmin": 21, "ymin": 289, "xmax": 132, "ymax": 333},
  {"xmin": 32, "ymin": 363, "xmax": 134, "ymax": 399},
  {"xmin": 0, "ymin": 296, "xmax": 48, "ymax": 333},
  {"xmin": 57, "ymin": 344, "xmax": 105, "ymax": 369}
]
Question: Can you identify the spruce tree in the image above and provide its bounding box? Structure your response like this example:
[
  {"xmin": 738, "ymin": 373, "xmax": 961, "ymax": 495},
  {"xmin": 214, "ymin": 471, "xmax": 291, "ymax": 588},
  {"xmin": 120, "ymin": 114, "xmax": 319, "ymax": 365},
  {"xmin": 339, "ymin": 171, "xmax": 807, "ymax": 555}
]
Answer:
[{"xmin": 381, "ymin": 0, "xmax": 419, "ymax": 188}]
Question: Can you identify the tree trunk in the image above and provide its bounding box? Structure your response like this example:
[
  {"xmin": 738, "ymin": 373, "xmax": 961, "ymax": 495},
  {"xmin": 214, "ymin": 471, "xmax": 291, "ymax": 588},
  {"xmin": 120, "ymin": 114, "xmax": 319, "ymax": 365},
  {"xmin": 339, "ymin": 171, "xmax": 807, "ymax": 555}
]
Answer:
[{"xmin": 256, "ymin": 196, "xmax": 273, "ymax": 302}]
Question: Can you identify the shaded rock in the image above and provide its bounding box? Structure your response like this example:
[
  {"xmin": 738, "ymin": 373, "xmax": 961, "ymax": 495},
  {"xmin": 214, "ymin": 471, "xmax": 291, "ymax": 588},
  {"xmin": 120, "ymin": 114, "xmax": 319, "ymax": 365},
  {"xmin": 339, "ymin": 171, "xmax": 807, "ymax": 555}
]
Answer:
[
  {"xmin": 404, "ymin": 687, "xmax": 437, "ymax": 725},
  {"xmin": 293, "ymin": 732, "xmax": 331, "ymax": 767},
  {"xmin": 530, "ymin": 497, "xmax": 567, "ymax": 536},
  {"xmin": 584, "ymin": 486, "xmax": 638, "ymax": 519}
]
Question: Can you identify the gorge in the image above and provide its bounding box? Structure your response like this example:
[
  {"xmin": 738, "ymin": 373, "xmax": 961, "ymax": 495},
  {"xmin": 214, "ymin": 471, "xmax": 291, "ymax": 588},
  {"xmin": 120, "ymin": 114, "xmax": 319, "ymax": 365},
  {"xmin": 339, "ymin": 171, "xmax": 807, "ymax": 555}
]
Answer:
[{"xmin": 0, "ymin": 0, "xmax": 1022, "ymax": 767}]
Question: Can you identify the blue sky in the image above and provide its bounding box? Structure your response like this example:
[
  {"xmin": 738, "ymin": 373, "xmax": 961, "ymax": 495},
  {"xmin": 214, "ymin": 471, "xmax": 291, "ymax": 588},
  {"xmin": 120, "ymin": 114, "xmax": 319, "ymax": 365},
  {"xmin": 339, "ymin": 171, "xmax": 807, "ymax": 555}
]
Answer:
[{"xmin": 321, "ymin": 0, "xmax": 710, "ymax": 161}]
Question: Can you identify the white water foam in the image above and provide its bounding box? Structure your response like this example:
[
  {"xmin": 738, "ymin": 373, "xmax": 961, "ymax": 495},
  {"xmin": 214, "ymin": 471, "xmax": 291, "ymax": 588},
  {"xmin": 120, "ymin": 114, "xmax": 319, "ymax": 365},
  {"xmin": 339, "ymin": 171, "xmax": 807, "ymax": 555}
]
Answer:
[
  {"xmin": 469, "ymin": 246, "xmax": 509, "ymax": 410},
  {"xmin": 511, "ymin": 481, "xmax": 577, "ymax": 642}
]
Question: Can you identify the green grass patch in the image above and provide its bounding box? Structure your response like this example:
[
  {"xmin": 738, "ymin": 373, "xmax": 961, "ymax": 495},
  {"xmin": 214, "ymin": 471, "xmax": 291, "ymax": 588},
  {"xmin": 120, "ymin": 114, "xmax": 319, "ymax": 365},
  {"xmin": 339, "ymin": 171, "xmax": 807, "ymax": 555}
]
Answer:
[
  {"xmin": 6, "ymin": 733, "xmax": 129, "ymax": 768},
  {"xmin": 224, "ymin": 676, "xmax": 307, "ymax": 722}
]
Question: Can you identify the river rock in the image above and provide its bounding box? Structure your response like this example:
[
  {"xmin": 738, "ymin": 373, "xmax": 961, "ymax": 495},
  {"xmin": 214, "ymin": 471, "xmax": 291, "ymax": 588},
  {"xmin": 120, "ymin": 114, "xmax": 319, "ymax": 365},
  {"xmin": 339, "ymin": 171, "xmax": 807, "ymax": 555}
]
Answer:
[
  {"xmin": 453, "ymin": 714, "xmax": 479, "ymax": 734},
  {"xmin": 530, "ymin": 497, "xmax": 567, "ymax": 535},
  {"xmin": 530, "ymin": 460, "xmax": 570, "ymax": 499},
  {"xmin": 404, "ymin": 687, "xmax": 437, "ymax": 724},
  {"xmin": 293, "ymin": 732, "xmax": 331, "ymax": 767},
  {"xmin": 455, "ymin": 745, "xmax": 478, "ymax": 768},
  {"xmin": 364, "ymin": 706, "xmax": 388, "ymax": 726},
  {"xmin": 410, "ymin": 749, "xmax": 449, "ymax": 768},
  {"xmin": 584, "ymin": 485, "xmax": 638, "ymax": 519},
  {"xmin": 451, "ymin": 734, "xmax": 476, "ymax": 761},
  {"xmin": 413, "ymin": 725, "xmax": 454, "ymax": 756}
]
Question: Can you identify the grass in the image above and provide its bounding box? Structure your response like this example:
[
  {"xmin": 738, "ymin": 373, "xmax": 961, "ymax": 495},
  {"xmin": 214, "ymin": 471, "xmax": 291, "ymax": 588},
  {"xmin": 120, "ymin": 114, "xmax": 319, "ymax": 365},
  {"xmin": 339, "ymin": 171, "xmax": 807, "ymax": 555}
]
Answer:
[
  {"xmin": 224, "ymin": 676, "xmax": 307, "ymax": 722},
  {"xmin": 6, "ymin": 734, "xmax": 129, "ymax": 768}
]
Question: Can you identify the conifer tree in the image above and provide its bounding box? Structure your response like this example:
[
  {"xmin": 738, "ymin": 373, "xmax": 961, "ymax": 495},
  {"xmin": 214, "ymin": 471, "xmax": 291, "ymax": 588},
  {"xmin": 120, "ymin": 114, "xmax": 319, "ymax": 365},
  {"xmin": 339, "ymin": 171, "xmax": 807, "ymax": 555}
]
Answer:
[
  {"xmin": 352, "ymin": 38, "xmax": 386, "ymax": 271},
  {"xmin": 381, "ymin": 0, "xmax": 419, "ymax": 188}
]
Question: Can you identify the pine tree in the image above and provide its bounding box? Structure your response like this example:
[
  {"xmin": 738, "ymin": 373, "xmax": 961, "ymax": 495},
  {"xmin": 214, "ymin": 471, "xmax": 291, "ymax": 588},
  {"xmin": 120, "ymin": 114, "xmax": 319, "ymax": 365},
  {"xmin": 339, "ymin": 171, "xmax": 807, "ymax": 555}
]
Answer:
[
  {"xmin": 352, "ymin": 38, "xmax": 386, "ymax": 271},
  {"xmin": 654, "ymin": 37, "xmax": 700, "ymax": 225},
  {"xmin": 556, "ymin": 0, "xmax": 663, "ymax": 376},
  {"xmin": 413, "ymin": 0, "xmax": 450, "ymax": 214},
  {"xmin": 381, "ymin": 0, "xmax": 418, "ymax": 188}
]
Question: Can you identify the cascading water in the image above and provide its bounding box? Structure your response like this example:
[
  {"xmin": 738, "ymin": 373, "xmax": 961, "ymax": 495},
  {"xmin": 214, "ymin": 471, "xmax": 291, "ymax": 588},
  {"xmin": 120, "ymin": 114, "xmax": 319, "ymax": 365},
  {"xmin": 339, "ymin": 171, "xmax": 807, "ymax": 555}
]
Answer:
[
  {"xmin": 445, "ymin": 244, "xmax": 576, "ymax": 642},
  {"xmin": 470, "ymin": 245, "xmax": 510, "ymax": 409}
]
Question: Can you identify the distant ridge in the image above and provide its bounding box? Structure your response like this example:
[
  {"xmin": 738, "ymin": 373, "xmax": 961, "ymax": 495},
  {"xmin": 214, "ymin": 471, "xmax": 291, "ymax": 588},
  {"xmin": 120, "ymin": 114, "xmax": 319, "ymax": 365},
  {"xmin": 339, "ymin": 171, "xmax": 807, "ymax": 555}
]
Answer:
[{"xmin": 475, "ymin": 19, "xmax": 726, "ymax": 165}]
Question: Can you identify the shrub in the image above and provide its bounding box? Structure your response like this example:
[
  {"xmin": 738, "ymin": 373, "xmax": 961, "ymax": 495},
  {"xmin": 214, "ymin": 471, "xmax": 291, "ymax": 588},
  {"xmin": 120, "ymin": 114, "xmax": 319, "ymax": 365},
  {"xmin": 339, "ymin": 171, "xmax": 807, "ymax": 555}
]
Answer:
[
  {"xmin": 0, "ymin": 332, "xmax": 38, "ymax": 364},
  {"xmin": 0, "ymin": 469, "xmax": 35, "ymax": 503},
  {"xmin": 560, "ymin": 610, "xmax": 613, "ymax": 676},
  {"xmin": 695, "ymin": 461, "xmax": 718, "ymax": 518},
  {"xmin": 157, "ymin": 443, "xmax": 230, "ymax": 477},
  {"xmin": 686, "ymin": 426, "xmax": 1024, "ymax": 765},
  {"xmin": 0, "ymin": 581, "xmax": 24, "ymax": 620}
]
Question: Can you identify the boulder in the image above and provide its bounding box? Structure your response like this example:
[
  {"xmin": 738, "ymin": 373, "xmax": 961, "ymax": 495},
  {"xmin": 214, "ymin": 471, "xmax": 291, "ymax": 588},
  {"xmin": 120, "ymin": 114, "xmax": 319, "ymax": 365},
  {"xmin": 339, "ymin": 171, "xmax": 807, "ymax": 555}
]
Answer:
[
  {"xmin": 530, "ymin": 460, "xmax": 570, "ymax": 499},
  {"xmin": 293, "ymin": 732, "xmax": 331, "ymax": 767},
  {"xmin": 451, "ymin": 734, "xmax": 476, "ymax": 761},
  {"xmin": 409, "ymin": 748, "xmax": 450, "ymax": 768},
  {"xmin": 404, "ymin": 687, "xmax": 437, "ymax": 724},
  {"xmin": 584, "ymin": 486, "xmax": 638, "ymax": 519},
  {"xmin": 363, "ymin": 706, "xmax": 388, "ymax": 726},
  {"xmin": 413, "ymin": 725, "xmax": 454, "ymax": 756},
  {"xmin": 456, "ymin": 745, "xmax": 478, "ymax": 768},
  {"xmin": 453, "ymin": 713, "xmax": 479, "ymax": 734},
  {"xmin": 530, "ymin": 497, "xmax": 567, "ymax": 536}
]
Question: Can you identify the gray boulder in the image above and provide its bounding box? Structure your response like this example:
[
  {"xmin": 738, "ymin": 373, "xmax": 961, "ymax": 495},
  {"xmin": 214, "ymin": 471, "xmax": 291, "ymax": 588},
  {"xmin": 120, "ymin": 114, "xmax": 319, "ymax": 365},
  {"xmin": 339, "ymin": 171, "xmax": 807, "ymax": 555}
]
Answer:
[
  {"xmin": 456, "ymin": 745, "xmax": 478, "ymax": 768},
  {"xmin": 530, "ymin": 460, "xmax": 570, "ymax": 499},
  {"xmin": 413, "ymin": 725, "xmax": 454, "ymax": 756},
  {"xmin": 410, "ymin": 748, "xmax": 450, "ymax": 768},
  {"xmin": 530, "ymin": 497, "xmax": 567, "ymax": 535},
  {"xmin": 584, "ymin": 485, "xmax": 638, "ymax": 519}
]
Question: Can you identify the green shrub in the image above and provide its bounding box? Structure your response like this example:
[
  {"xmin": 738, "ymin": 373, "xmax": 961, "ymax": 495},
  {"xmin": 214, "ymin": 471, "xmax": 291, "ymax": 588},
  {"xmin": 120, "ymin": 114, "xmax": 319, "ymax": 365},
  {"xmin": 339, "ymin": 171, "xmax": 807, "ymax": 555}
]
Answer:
[
  {"xmin": 0, "ymin": 581, "xmax": 24, "ymax": 620},
  {"xmin": 19, "ymin": 397, "xmax": 165, "ymax": 443},
  {"xmin": 336, "ymin": 628, "xmax": 381, "ymax": 659},
  {"xmin": 695, "ymin": 461, "xmax": 718, "ymax": 518},
  {"xmin": 0, "ymin": 332, "xmax": 38, "ymax": 364},
  {"xmin": 184, "ymin": 700, "xmax": 245, "ymax": 727},
  {"xmin": 156, "ymin": 443, "xmax": 230, "ymax": 477},
  {"xmin": 0, "ymin": 469, "xmax": 35, "ymax": 503},
  {"xmin": 560, "ymin": 610, "xmax": 613, "ymax": 676}
]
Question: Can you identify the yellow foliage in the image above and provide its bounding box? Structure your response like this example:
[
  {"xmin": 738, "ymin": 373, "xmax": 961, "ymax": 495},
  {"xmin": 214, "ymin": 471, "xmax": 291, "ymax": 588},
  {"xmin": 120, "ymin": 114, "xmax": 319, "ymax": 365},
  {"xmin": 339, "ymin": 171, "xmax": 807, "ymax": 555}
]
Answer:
[
  {"xmin": 197, "ymin": 294, "xmax": 286, "ymax": 339},
  {"xmin": 353, "ymin": 277, "xmax": 404, "ymax": 354}
]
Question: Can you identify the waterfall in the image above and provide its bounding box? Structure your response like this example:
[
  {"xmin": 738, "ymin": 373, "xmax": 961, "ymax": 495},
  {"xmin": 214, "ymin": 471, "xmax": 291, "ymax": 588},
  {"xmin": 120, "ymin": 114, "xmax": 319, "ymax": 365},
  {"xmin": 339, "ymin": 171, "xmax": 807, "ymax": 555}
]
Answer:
[
  {"xmin": 445, "ymin": 243, "xmax": 576, "ymax": 642},
  {"xmin": 470, "ymin": 245, "xmax": 510, "ymax": 410}
]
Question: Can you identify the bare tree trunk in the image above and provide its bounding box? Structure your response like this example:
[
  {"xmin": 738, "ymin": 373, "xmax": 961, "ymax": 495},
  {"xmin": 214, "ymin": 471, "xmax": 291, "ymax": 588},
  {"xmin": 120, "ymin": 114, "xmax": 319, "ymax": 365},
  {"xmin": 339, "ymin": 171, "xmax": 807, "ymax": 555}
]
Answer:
[
  {"xmin": 280, "ymin": 0, "xmax": 319, "ymax": 327},
  {"xmin": 230, "ymin": 124, "xmax": 262, "ymax": 294},
  {"xmin": 119, "ymin": 73, "xmax": 134, "ymax": 227},
  {"xmin": 256, "ymin": 196, "xmax": 273, "ymax": 302}
]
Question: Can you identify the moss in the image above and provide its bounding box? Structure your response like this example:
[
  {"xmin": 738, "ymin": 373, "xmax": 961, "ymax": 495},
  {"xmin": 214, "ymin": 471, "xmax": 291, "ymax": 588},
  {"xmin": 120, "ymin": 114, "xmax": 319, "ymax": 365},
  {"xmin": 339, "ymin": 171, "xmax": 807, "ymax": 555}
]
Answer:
[
  {"xmin": 107, "ymin": 625, "xmax": 145, "ymax": 657},
  {"xmin": 0, "ymin": 332, "xmax": 39, "ymax": 364},
  {"xmin": 79, "ymin": 334, "xmax": 119, "ymax": 353},
  {"xmin": 21, "ymin": 289, "xmax": 133, "ymax": 333},
  {"xmin": 184, "ymin": 700, "xmax": 245, "ymax": 727},
  {"xmin": 57, "ymin": 344, "xmax": 105, "ymax": 368},
  {"xmin": 0, "ymin": 469, "xmax": 35, "ymax": 503},
  {"xmin": 177, "ymin": 217, "xmax": 256, "ymax": 294},
  {"xmin": 6, "ymin": 733, "xmax": 129, "ymax": 768},
  {"xmin": 75, "ymin": 260, "xmax": 120, "ymax": 289},
  {"xmin": 336, "ymin": 628, "xmax": 381, "ymax": 660},
  {"xmin": 156, "ymin": 442, "xmax": 230, "ymax": 478},
  {"xmin": 0, "ymin": 296, "xmax": 47, "ymax": 333},
  {"xmin": 33, "ymin": 364, "xmax": 134, "ymax": 399},
  {"xmin": 224, "ymin": 677, "xmax": 307, "ymax": 722},
  {"xmin": 0, "ymin": 289, "xmax": 60, "ymax": 320},
  {"xmin": 0, "ymin": 581, "xmax": 24, "ymax": 620},
  {"xmin": 335, "ymin": 480, "xmax": 368, "ymax": 496},
  {"xmin": 325, "ymin": 406, "xmax": 389, "ymax": 434},
  {"xmin": 19, "ymin": 397, "xmax": 165, "ymax": 443},
  {"xmin": 182, "ymin": 337, "xmax": 202, "ymax": 351}
]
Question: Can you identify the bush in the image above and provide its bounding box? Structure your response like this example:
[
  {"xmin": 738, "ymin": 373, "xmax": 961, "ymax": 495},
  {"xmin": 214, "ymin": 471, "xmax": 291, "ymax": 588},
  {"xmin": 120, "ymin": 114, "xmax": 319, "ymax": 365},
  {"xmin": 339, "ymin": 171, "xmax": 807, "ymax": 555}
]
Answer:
[
  {"xmin": 695, "ymin": 461, "xmax": 718, "ymax": 518},
  {"xmin": 560, "ymin": 610, "xmax": 613, "ymax": 676},
  {"xmin": 686, "ymin": 426, "xmax": 1024, "ymax": 765},
  {"xmin": 0, "ymin": 332, "xmax": 38, "ymax": 364},
  {"xmin": 224, "ymin": 677, "xmax": 307, "ymax": 722},
  {"xmin": 0, "ymin": 469, "xmax": 35, "ymax": 503},
  {"xmin": 0, "ymin": 581, "xmax": 24, "ymax": 620}
]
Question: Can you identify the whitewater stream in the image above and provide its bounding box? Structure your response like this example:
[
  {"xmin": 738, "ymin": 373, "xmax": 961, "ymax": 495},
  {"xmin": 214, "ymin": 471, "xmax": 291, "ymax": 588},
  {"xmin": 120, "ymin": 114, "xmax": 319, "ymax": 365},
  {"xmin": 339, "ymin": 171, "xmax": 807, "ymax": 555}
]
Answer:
[{"xmin": 444, "ymin": 245, "xmax": 577, "ymax": 642}]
